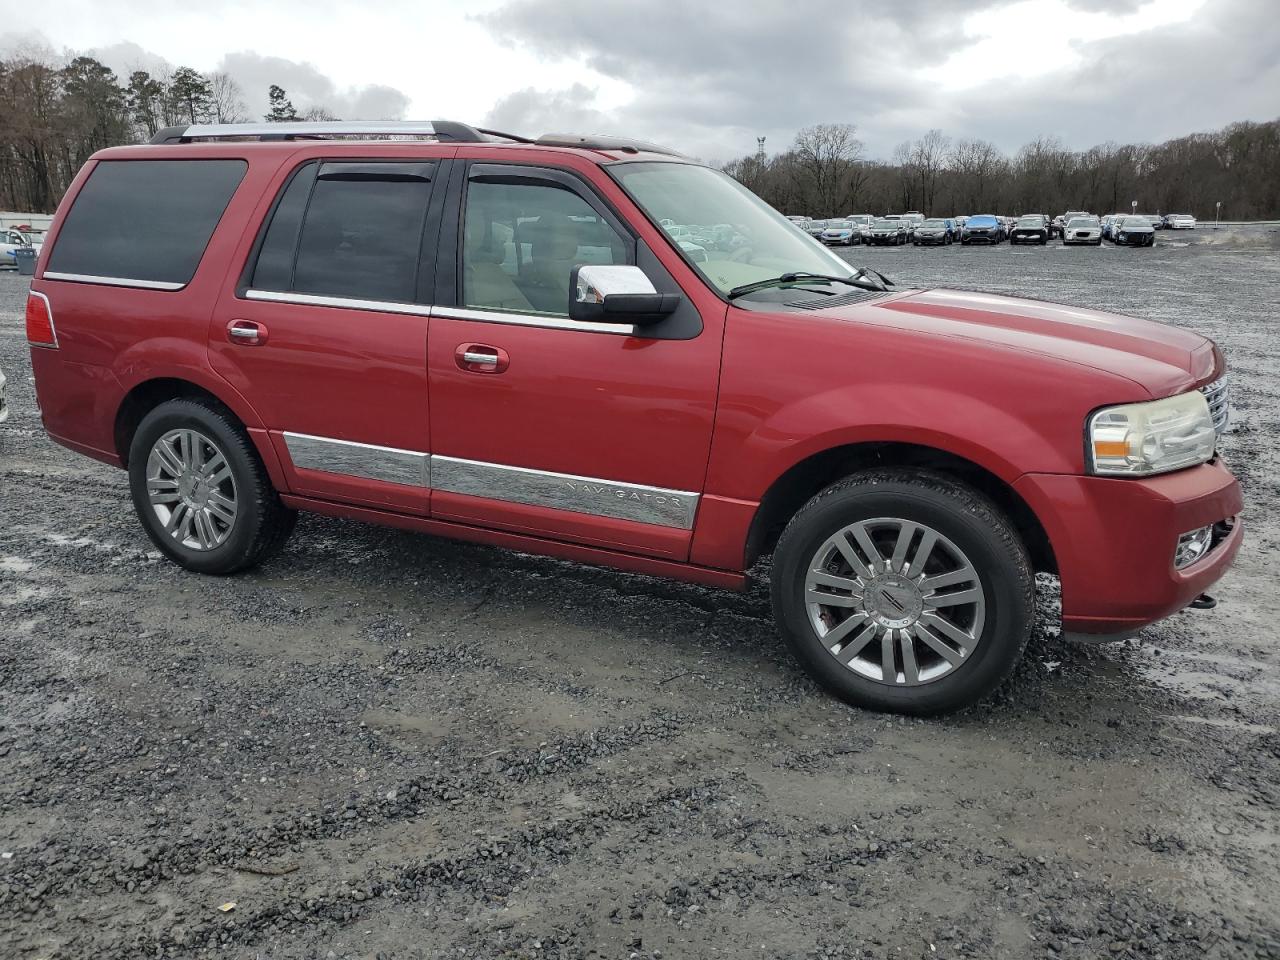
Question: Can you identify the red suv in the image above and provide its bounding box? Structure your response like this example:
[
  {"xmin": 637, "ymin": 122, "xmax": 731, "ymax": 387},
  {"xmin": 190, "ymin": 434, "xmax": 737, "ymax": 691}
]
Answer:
[{"xmin": 25, "ymin": 121, "xmax": 1242, "ymax": 714}]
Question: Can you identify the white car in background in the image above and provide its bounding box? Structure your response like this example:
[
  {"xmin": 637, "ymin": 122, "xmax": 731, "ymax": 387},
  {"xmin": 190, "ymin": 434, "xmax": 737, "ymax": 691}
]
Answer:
[
  {"xmin": 1166, "ymin": 213, "xmax": 1197, "ymax": 229},
  {"xmin": 1, "ymin": 229, "xmax": 42, "ymax": 268}
]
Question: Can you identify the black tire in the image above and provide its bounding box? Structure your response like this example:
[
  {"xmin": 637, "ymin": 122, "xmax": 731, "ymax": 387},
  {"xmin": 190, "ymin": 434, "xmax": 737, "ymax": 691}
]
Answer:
[
  {"xmin": 771, "ymin": 470, "xmax": 1035, "ymax": 715},
  {"xmin": 128, "ymin": 398, "xmax": 296, "ymax": 575}
]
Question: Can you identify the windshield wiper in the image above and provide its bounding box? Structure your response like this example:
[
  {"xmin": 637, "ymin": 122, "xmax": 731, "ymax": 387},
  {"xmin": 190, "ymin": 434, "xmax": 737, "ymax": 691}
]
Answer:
[{"xmin": 727, "ymin": 271, "xmax": 885, "ymax": 300}]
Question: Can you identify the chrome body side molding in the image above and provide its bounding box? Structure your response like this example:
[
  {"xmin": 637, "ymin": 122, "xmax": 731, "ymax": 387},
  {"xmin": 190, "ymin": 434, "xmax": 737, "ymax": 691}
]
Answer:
[
  {"xmin": 431, "ymin": 455, "xmax": 698, "ymax": 529},
  {"xmin": 283, "ymin": 432, "xmax": 429, "ymax": 488},
  {"xmin": 279, "ymin": 430, "xmax": 698, "ymax": 529}
]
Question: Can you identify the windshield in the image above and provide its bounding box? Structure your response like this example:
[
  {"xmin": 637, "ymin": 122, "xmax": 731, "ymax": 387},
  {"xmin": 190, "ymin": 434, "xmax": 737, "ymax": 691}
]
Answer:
[
  {"xmin": 922, "ymin": 219, "xmax": 946, "ymax": 227},
  {"xmin": 1016, "ymin": 217, "xmax": 1041, "ymax": 227},
  {"xmin": 1067, "ymin": 217, "xmax": 1098, "ymax": 227},
  {"xmin": 826, "ymin": 220, "xmax": 851, "ymax": 229},
  {"xmin": 610, "ymin": 162, "xmax": 863, "ymax": 296}
]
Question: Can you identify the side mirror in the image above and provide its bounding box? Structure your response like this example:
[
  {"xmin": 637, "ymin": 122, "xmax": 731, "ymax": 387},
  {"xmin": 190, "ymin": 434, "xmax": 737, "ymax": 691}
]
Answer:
[{"xmin": 568, "ymin": 264, "xmax": 680, "ymax": 326}]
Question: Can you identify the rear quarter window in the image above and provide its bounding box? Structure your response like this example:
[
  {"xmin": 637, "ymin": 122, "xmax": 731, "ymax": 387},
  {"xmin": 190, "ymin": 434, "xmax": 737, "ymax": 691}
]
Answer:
[{"xmin": 46, "ymin": 159, "xmax": 247, "ymax": 287}]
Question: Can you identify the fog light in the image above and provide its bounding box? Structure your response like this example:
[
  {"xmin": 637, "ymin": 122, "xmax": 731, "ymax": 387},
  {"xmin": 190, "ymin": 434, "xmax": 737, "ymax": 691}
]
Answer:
[{"xmin": 1174, "ymin": 526, "xmax": 1213, "ymax": 569}]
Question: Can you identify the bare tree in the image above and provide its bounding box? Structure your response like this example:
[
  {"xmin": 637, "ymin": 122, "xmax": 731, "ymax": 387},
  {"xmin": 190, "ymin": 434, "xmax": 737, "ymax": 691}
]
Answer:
[
  {"xmin": 792, "ymin": 123, "xmax": 866, "ymax": 215},
  {"xmin": 301, "ymin": 105, "xmax": 340, "ymax": 122},
  {"xmin": 209, "ymin": 71, "xmax": 248, "ymax": 123},
  {"xmin": 910, "ymin": 129, "xmax": 951, "ymax": 213}
]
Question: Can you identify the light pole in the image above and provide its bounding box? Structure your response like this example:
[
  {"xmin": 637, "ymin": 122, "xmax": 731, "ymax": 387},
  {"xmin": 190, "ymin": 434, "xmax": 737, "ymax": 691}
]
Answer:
[{"xmin": 1215, "ymin": 201, "xmax": 1221, "ymax": 226}]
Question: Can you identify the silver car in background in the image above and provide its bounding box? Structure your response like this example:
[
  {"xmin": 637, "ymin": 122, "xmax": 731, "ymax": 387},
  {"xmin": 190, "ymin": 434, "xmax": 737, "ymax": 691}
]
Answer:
[
  {"xmin": 820, "ymin": 219, "xmax": 859, "ymax": 245},
  {"xmin": 1063, "ymin": 215, "xmax": 1103, "ymax": 245},
  {"xmin": 1166, "ymin": 213, "xmax": 1197, "ymax": 229}
]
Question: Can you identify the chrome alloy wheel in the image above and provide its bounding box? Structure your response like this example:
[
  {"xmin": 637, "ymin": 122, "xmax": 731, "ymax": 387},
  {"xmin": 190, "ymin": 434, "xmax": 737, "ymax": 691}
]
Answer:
[
  {"xmin": 804, "ymin": 518, "xmax": 986, "ymax": 686},
  {"xmin": 145, "ymin": 428, "xmax": 238, "ymax": 551}
]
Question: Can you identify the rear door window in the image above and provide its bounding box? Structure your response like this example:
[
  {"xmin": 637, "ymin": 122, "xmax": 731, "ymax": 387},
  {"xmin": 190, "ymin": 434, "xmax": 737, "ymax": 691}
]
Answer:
[
  {"xmin": 45, "ymin": 159, "xmax": 247, "ymax": 287},
  {"xmin": 250, "ymin": 161, "xmax": 436, "ymax": 304}
]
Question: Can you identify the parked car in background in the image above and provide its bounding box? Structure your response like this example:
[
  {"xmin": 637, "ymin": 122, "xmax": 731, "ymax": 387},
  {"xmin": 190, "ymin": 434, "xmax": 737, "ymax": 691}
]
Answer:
[
  {"xmin": 678, "ymin": 239, "xmax": 709, "ymax": 262},
  {"xmin": 961, "ymin": 214, "xmax": 1003, "ymax": 244},
  {"xmin": 912, "ymin": 218, "xmax": 954, "ymax": 245},
  {"xmin": 846, "ymin": 214, "xmax": 875, "ymax": 240},
  {"xmin": 1, "ymin": 229, "xmax": 42, "ymax": 269},
  {"xmin": 1063, "ymin": 215, "xmax": 1103, "ymax": 245},
  {"xmin": 953, "ymin": 215, "xmax": 968, "ymax": 230},
  {"xmin": 805, "ymin": 219, "xmax": 829, "ymax": 238},
  {"xmin": 1010, "ymin": 215, "xmax": 1050, "ymax": 244},
  {"xmin": 820, "ymin": 220, "xmax": 860, "ymax": 245},
  {"xmin": 1100, "ymin": 215, "xmax": 1123, "ymax": 240},
  {"xmin": 1166, "ymin": 213, "xmax": 1197, "ymax": 229},
  {"xmin": 1139, "ymin": 214, "xmax": 1163, "ymax": 230},
  {"xmin": 1111, "ymin": 215, "xmax": 1156, "ymax": 246},
  {"xmin": 867, "ymin": 217, "xmax": 909, "ymax": 245}
]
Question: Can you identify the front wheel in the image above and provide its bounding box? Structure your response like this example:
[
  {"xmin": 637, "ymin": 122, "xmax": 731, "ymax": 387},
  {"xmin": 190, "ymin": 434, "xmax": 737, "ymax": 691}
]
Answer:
[
  {"xmin": 128, "ymin": 399, "xmax": 297, "ymax": 574},
  {"xmin": 771, "ymin": 470, "xmax": 1035, "ymax": 715}
]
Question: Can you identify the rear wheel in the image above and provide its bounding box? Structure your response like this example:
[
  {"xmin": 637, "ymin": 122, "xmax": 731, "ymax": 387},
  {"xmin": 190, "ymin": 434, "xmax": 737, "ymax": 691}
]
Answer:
[
  {"xmin": 771, "ymin": 470, "xmax": 1035, "ymax": 715},
  {"xmin": 128, "ymin": 399, "xmax": 296, "ymax": 574}
]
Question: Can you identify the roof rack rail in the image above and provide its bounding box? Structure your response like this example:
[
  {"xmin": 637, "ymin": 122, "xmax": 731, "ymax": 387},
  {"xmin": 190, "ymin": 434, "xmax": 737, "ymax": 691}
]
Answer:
[
  {"xmin": 148, "ymin": 120, "xmax": 492, "ymax": 145},
  {"xmin": 535, "ymin": 133, "xmax": 684, "ymax": 157}
]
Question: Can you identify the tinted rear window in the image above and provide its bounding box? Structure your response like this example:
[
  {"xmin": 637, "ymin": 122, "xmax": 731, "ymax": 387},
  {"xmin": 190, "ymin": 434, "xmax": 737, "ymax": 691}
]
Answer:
[{"xmin": 46, "ymin": 160, "xmax": 246, "ymax": 286}]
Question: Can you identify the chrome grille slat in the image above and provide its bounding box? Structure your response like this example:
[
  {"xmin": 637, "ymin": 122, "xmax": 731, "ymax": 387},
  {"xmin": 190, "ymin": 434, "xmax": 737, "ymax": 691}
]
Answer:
[{"xmin": 1199, "ymin": 377, "xmax": 1230, "ymax": 437}]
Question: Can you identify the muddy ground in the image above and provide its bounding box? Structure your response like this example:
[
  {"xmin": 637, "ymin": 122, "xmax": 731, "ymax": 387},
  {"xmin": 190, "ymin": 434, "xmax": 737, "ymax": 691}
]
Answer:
[{"xmin": 1, "ymin": 227, "xmax": 1278, "ymax": 959}]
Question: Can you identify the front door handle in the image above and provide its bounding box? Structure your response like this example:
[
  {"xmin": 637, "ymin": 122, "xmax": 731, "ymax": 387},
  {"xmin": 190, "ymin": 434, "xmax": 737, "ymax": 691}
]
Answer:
[
  {"xmin": 227, "ymin": 319, "xmax": 268, "ymax": 346},
  {"xmin": 455, "ymin": 343, "xmax": 509, "ymax": 373}
]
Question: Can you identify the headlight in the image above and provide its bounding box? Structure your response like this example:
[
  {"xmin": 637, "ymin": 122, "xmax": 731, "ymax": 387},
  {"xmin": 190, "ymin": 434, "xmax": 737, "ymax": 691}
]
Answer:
[{"xmin": 1087, "ymin": 391, "xmax": 1217, "ymax": 476}]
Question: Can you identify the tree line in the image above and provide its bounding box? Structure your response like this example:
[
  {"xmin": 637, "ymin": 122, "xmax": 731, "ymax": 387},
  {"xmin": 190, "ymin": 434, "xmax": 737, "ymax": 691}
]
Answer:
[
  {"xmin": 724, "ymin": 120, "xmax": 1280, "ymax": 221},
  {"xmin": 0, "ymin": 50, "xmax": 333, "ymax": 213}
]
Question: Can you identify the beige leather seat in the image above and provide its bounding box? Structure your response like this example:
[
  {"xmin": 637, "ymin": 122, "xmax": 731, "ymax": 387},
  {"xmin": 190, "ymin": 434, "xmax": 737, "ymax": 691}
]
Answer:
[
  {"xmin": 519, "ymin": 215, "xmax": 579, "ymax": 313},
  {"xmin": 463, "ymin": 216, "xmax": 533, "ymax": 312}
]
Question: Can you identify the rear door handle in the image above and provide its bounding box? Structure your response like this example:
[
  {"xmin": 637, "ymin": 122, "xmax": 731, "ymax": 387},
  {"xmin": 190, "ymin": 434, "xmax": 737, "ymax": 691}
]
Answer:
[
  {"xmin": 455, "ymin": 343, "xmax": 509, "ymax": 373},
  {"xmin": 227, "ymin": 319, "xmax": 267, "ymax": 346}
]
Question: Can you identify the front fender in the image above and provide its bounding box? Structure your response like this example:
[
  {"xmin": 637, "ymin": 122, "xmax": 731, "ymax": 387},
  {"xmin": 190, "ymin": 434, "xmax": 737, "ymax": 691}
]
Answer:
[{"xmin": 707, "ymin": 380, "xmax": 1083, "ymax": 505}]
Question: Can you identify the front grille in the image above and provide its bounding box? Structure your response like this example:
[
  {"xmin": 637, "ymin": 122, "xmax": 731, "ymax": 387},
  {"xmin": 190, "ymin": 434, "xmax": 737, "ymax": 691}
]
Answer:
[{"xmin": 1200, "ymin": 377, "xmax": 1230, "ymax": 436}]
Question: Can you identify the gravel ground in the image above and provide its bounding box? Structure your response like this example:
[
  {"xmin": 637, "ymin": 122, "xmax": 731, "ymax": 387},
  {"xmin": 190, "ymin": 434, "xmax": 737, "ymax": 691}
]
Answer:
[{"xmin": 1, "ymin": 227, "xmax": 1279, "ymax": 959}]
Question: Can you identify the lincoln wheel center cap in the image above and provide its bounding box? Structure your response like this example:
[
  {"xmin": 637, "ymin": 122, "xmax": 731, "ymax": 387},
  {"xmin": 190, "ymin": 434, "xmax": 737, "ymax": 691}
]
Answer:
[{"xmin": 865, "ymin": 573, "xmax": 924, "ymax": 629}]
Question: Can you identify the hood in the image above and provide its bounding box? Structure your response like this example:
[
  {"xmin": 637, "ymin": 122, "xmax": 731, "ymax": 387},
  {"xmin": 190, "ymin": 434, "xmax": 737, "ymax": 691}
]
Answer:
[{"xmin": 830, "ymin": 288, "xmax": 1217, "ymax": 397}]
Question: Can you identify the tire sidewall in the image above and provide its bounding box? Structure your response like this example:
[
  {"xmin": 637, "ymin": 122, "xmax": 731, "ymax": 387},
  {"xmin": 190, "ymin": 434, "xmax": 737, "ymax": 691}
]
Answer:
[
  {"xmin": 128, "ymin": 402, "xmax": 266, "ymax": 574},
  {"xmin": 773, "ymin": 478, "xmax": 1033, "ymax": 714}
]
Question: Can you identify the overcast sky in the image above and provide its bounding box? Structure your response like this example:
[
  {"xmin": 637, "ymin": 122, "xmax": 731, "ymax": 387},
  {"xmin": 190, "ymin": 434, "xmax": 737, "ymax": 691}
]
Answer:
[{"xmin": 3, "ymin": 0, "xmax": 1277, "ymax": 162}]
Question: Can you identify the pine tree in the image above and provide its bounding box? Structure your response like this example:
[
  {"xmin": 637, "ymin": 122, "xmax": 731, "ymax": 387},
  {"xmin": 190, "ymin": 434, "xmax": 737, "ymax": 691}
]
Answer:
[
  {"xmin": 167, "ymin": 67, "xmax": 215, "ymax": 125},
  {"xmin": 265, "ymin": 85, "xmax": 298, "ymax": 122}
]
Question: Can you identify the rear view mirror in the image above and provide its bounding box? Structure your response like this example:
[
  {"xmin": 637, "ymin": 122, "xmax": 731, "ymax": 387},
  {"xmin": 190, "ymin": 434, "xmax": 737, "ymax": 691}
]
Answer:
[{"xmin": 569, "ymin": 264, "xmax": 680, "ymax": 326}]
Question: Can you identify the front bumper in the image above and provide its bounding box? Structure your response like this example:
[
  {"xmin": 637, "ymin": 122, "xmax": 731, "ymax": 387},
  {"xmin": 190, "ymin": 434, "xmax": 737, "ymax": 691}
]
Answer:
[{"xmin": 1014, "ymin": 460, "xmax": 1243, "ymax": 637}]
